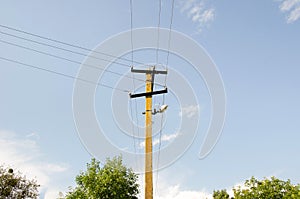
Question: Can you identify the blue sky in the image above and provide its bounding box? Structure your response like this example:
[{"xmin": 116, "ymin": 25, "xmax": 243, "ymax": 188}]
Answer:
[{"xmin": 1, "ymin": 0, "xmax": 300, "ymax": 198}]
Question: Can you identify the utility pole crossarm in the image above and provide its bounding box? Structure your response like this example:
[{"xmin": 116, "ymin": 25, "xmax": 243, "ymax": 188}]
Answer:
[
  {"xmin": 131, "ymin": 67, "xmax": 168, "ymax": 75},
  {"xmin": 129, "ymin": 88, "xmax": 168, "ymax": 98}
]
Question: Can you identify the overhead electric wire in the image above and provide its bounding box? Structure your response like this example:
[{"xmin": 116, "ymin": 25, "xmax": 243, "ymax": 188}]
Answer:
[
  {"xmin": 0, "ymin": 30, "xmax": 133, "ymax": 68},
  {"xmin": 154, "ymin": 0, "xmax": 163, "ymax": 197},
  {"xmin": 156, "ymin": 0, "xmax": 162, "ymax": 64},
  {"xmin": 166, "ymin": 0, "xmax": 175, "ymax": 68},
  {"xmin": 0, "ymin": 24, "xmax": 146, "ymax": 66},
  {"xmin": 129, "ymin": 0, "xmax": 139, "ymax": 165},
  {"xmin": 156, "ymin": 0, "xmax": 175, "ymax": 197},
  {"xmin": 130, "ymin": 0, "xmax": 134, "ymax": 67},
  {"xmin": 0, "ymin": 38, "xmax": 150, "ymax": 84},
  {"xmin": 0, "ymin": 56, "xmax": 129, "ymax": 93}
]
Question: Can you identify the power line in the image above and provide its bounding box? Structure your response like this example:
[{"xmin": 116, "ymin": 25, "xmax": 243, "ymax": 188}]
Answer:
[
  {"xmin": 156, "ymin": 0, "xmax": 175, "ymax": 196},
  {"xmin": 166, "ymin": 0, "xmax": 175, "ymax": 67},
  {"xmin": 130, "ymin": 0, "xmax": 142, "ymax": 156},
  {"xmin": 129, "ymin": 0, "xmax": 139, "ymax": 165},
  {"xmin": 154, "ymin": 0, "xmax": 163, "ymax": 139},
  {"xmin": 0, "ymin": 56, "xmax": 129, "ymax": 93},
  {"xmin": 0, "ymin": 24, "xmax": 146, "ymax": 66},
  {"xmin": 0, "ymin": 36, "xmax": 166, "ymax": 88},
  {"xmin": 0, "ymin": 38, "xmax": 150, "ymax": 84},
  {"xmin": 0, "ymin": 30, "xmax": 132, "ymax": 68},
  {"xmin": 156, "ymin": 0, "xmax": 162, "ymax": 64},
  {"xmin": 130, "ymin": 0, "xmax": 134, "ymax": 67},
  {"xmin": 154, "ymin": 0, "xmax": 163, "ymax": 197}
]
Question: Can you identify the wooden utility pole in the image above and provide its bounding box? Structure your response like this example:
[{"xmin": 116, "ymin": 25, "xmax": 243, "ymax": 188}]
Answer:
[
  {"xmin": 145, "ymin": 72, "xmax": 153, "ymax": 199},
  {"xmin": 130, "ymin": 66, "xmax": 167, "ymax": 199}
]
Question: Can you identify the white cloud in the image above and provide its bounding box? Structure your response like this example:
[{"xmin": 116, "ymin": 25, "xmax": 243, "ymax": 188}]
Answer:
[
  {"xmin": 44, "ymin": 189, "xmax": 65, "ymax": 199},
  {"xmin": 179, "ymin": 0, "xmax": 215, "ymax": 32},
  {"xmin": 278, "ymin": 0, "xmax": 300, "ymax": 23},
  {"xmin": 280, "ymin": 0, "xmax": 299, "ymax": 11},
  {"xmin": 139, "ymin": 133, "xmax": 179, "ymax": 148},
  {"xmin": 153, "ymin": 176, "xmax": 212, "ymax": 199},
  {"xmin": 180, "ymin": 0, "xmax": 197, "ymax": 13},
  {"xmin": 26, "ymin": 132, "xmax": 41, "ymax": 140},
  {"xmin": 0, "ymin": 130, "xmax": 69, "ymax": 199},
  {"xmin": 156, "ymin": 185, "xmax": 212, "ymax": 199},
  {"xmin": 154, "ymin": 178, "xmax": 247, "ymax": 199},
  {"xmin": 179, "ymin": 104, "xmax": 199, "ymax": 118},
  {"xmin": 137, "ymin": 173, "xmax": 212, "ymax": 199},
  {"xmin": 287, "ymin": 6, "xmax": 300, "ymax": 22},
  {"xmin": 200, "ymin": 9, "xmax": 215, "ymax": 23},
  {"xmin": 45, "ymin": 163, "xmax": 69, "ymax": 173}
]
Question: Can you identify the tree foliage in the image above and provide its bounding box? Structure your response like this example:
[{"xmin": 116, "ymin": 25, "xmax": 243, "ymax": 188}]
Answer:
[
  {"xmin": 233, "ymin": 176, "xmax": 300, "ymax": 199},
  {"xmin": 65, "ymin": 156, "xmax": 139, "ymax": 199},
  {"xmin": 0, "ymin": 165, "xmax": 39, "ymax": 199},
  {"xmin": 213, "ymin": 189, "xmax": 230, "ymax": 199},
  {"xmin": 213, "ymin": 176, "xmax": 300, "ymax": 199}
]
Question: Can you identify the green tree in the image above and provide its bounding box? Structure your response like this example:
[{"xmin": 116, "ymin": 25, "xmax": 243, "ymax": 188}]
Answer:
[
  {"xmin": 215, "ymin": 176, "xmax": 300, "ymax": 199},
  {"xmin": 0, "ymin": 166, "xmax": 40, "ymax": 199},
  {"xmin": 213, "ymin": 189, "xmax": 230, "ymax": 199},
  {"xmin": 65, "ymin": 156, "xmax": 139, "ymax": 199},
  {"xmin": 233, "ymin": 176, "xmax": 300, "ymax": 199}
]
